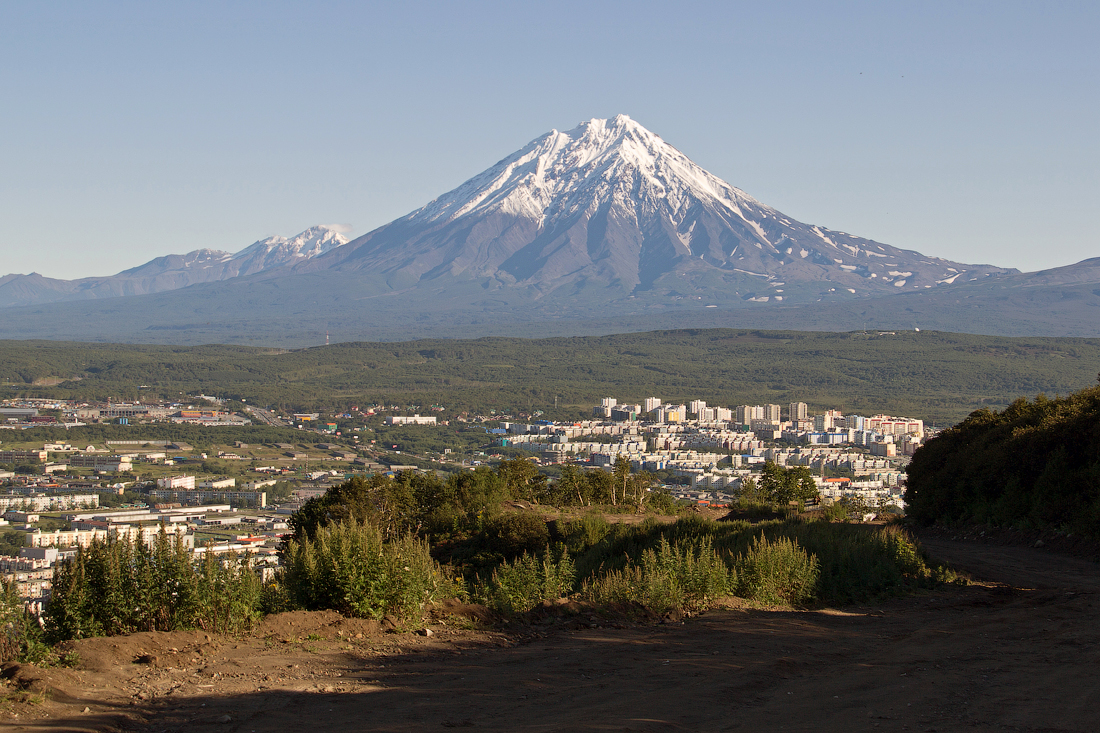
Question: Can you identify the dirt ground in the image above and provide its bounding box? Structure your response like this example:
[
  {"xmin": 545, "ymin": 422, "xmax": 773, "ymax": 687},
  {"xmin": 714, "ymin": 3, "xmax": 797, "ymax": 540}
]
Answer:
[{"xmin": 3, "ymin": 531, "xmax": 1099, "ymax": 733}]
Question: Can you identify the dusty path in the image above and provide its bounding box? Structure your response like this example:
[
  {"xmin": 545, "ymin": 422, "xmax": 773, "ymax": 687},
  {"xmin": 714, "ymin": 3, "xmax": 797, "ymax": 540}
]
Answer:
[{"xmin": 4, "ymin": 536, "xmax": 1099, "ymax": 733}]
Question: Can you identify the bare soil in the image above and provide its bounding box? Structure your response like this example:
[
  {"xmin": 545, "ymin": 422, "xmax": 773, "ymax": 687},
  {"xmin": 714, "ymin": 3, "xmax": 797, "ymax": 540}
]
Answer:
[{"xmin": 3, "ymin": 531, "xmax": 1099, "ymax": 732}]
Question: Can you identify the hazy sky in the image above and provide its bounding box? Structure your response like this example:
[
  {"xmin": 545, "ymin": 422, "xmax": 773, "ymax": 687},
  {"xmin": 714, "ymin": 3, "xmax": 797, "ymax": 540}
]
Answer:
[{"xmin": 2, "ymin": 1, "xmax": 1097, "ymax": 280}]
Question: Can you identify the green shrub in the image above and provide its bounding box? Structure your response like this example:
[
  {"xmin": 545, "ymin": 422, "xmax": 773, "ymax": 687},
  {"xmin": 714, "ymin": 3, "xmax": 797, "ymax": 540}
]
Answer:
[
  {"xmin": 44, "ymin": 531, "xmax": 263, "ymax": 643},
  {"xmin": 0, "ymin": 578, "xmax": 31, "ymax": 664},
  {"xmin": 481, "ymin": 513, "xmax": 550, "ymax": 558},
  {"xmin": 821, "ymin": 502, "xmax": 849, "ymax": 522},
  {"xmin": 558, "ymin": 514, "xmax": 612, "ymax": 554},
  {"xmin": 581, "ymin": 536, "xmax": 733, "ymax": 614},
  {"xmin": 282, "ymin": 519, "xmax": 454, "ymax": 621},
  {"xmin": 734, "ymin": 534, "xmax": 819, "ymax": 606},
  {"xmin": 475, "ymin": 549, "xmax": 575, "ymax": 615},
  {"xmin": 447, "ymin": 512, "xmax": 552, "ymax": 573}
]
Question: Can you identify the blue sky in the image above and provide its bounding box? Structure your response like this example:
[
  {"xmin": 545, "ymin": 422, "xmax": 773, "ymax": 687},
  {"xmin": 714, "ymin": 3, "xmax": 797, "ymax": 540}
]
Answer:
[{"xmin": 2, "ymin": 1, "xmax": 1097, "ymax": 279}]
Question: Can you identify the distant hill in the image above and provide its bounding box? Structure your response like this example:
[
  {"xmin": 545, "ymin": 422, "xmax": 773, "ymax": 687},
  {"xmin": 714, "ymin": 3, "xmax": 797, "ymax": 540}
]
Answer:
[{"xmin": 5, "ymin": 329, "xmax": 1100, "ymax": 425}]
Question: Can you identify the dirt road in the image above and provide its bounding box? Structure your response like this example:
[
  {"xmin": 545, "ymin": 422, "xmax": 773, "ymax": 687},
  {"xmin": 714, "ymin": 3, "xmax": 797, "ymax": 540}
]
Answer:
[{"xmin": 4, "ymin": 535, "xmax": 1098, "ymax": 733}]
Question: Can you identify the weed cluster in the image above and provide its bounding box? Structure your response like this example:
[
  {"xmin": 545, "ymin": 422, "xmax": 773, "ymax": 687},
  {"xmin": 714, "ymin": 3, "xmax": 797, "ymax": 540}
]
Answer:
[
  {"xmin": 473, "ymin": 549, "xmax": 575, "ymax": 614},
  {"xmin": 44, "ymin": 531, "xmax": 261, "ymax": 643},
  {"xmin": 282, "ymin": 519, "xmax": 457, "ymax": 620},
  {"xmin": 472, "ymin": 516, "xmax": 944, "ymax": 616}
]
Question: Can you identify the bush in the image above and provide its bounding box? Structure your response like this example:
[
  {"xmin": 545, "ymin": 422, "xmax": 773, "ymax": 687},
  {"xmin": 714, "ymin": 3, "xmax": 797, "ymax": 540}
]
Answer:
[
  {"xmin": 581, "ymin": 536, "xmax": 733, "ymax": 614},
  {"xmin": 44, "ymin": 532, "xmax": 263, "ymax": 643},
  {"xmin": 481, "ymin": 513, "xmax": 550, "ymax": 558},
  {"xmin": 1, "ymin": 578, "xmax": 31, "ymax": 664},
  {"xmin": 821, "ymin": 502, "xmax": 849, "ymax": 522},
  {"xmin": 905, "ymin": 386, "xmax": 1100, "ymax": 536},
  {"xmin": 557, "ymin": 514, "xmax": 612, "ymax": 554},
  {"xmin": 475, "ymin": 549, "xmax": 575, "ymax": 615},
  {"xmin": 448, "ymin": 512, "xmax": 552, "ymax": 573},
  {"xmin": 734, "ymin": 534, "xmax": 819, "ymax": 606},
  {"xmin": 282, "ymin": 519, "xmax": 454, "ymax": 622}
]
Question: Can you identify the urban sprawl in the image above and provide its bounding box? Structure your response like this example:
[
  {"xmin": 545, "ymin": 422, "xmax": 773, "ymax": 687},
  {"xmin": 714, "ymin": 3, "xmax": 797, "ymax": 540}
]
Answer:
[{"xmin": 0, "ymin": 394, "xmax": 924, "ymax": 611}]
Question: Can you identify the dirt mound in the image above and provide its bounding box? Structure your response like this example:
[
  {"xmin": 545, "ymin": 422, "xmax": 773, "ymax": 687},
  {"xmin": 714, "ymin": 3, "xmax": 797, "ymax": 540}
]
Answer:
[
  {"xmin": 432, "ymin": 599, "xmax": 495, "ymax": 625},
  {"xmin": 256, "ymin": 609, "xmax": 382, "ymax": 640},
  {"xmin": 62, "ymin": 629, "xmax": 216, "ymax": 674}
]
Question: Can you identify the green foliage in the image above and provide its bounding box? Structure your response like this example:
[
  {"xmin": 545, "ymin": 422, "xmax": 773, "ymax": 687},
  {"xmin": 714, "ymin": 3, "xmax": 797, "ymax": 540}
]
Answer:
[
  {"xmin": 288, "ymin": 474, "xmax": 423, "ymax": 542},
  {"xmin": 474, "ymin": 549, "xmax": 575, "ymax": 615},
  {"xmin": 0, "ymin": 530, "xmax": 25, "ymax": 557},
  {"xmin": 557, "ymin": 514, "xmax": 613, "ymax": 554},
  {"xmin": 734, "ymin": 534, "xmax": 819, "ymax": 606},
  {"xmin": 562, "ymin": 515, "xmax": 942, "ymax": 608},
  {"xmin": 754, "ymin": 462, "xmax": 820, "ymax": 511},
  {"xmin": 581, "ymin": 535, "xmax": 733, "ymax": 614},
  {"xmin": 478, "ymin": 513, "xmax": 551, "ymax": 560},
  {"xmin": 281, "ymin": 519, "xmax": 453, "ymax": 621},
  {"xmin": 905, "ymin": 384, "xmax": 1100, "ymax": 536},
  {"xmin": 495, "ymin": 456, "xmax": 548, "ymax": 502},
  {"xmin": 0, "ymin": 577, "xmax": 29, "ymax": 664},
  {"xmin": 43, "ymin": 531, "xmax": 262, "ymax": 643},
  {"xmin": 5, "ymin": 329, "xmax": 1100, "ymax": 423},
  {"xmin": 821, "ymin": 502, "xmax": 850, "ymax": 522},
  {"xmin": 643, "ymin": 487, "xmax": 680, "ymax": 514},
  {"xmin": 445, "ymin": 512, "xmax": 551, "ymax": 573}
]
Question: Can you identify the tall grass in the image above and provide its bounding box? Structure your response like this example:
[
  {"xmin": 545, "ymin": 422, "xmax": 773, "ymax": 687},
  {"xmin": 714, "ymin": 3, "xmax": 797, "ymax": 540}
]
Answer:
[
  {"xmin": 581, "ymin": 536, "xmax": 734, "ymax": 614},
  {"xmin": 465, "ymin": 515, "xmax": 947, "ymax": 616},
  {"xmin": 734, "ymin": 534, "xmax": 818, "ymax": 606},
  {"xmin": 45, "ymin": 531, "xmax": 262, "ymax": 643},
  {"xmin": 473, "ymin": 549, "xmax": 575, "ymax": 615},
  {"xmin": 282, "ymin": 519, "xmax": 456, "ymax": 621}
]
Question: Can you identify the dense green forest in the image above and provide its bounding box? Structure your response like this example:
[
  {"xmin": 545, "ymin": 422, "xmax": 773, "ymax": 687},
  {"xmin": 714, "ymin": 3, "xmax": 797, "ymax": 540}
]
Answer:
[
  {"xmin": 905, "ymin": 382, "xmax": 1100, "ymax": 536},
  {"xmin": 3, "ymin": 329, "xmax": 1100, "ymax": 423}
]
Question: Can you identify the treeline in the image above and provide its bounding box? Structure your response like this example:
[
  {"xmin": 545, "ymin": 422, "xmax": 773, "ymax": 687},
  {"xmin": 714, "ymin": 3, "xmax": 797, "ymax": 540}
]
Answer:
[
  {"xmin": 5, "ymin": 329, "xmax": 1100, "ymax": 423},
  {"xmin": 905, "ymin": 383, "xmax": 1100, "ymax": 536}
]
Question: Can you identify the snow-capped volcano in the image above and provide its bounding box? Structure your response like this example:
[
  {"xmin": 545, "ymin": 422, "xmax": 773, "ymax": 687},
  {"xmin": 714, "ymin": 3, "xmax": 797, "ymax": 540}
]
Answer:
[
  {"xmin": 0, "ymin": 226, "xmax": 348, "ymax": 307},
  {"xmin": 412, "ymin": 114, "xmax": 760, "ymax": 227},
  {"xmin": 306, "ymin": 115, "xmax": 1013, "ymax": 300}
]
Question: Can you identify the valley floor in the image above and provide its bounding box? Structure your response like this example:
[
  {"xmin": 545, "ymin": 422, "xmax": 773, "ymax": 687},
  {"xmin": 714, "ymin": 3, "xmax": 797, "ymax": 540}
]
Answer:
[{"xmin": 3, "ymin": 533, "xmax": 1099, "ymax": 733}]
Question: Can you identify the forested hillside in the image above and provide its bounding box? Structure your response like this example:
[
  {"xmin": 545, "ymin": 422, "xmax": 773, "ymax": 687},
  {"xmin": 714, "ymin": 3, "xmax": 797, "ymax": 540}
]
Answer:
[
  {"xmin": 3, "ymin": 330, "xmax": 1100, "ymax": 423},
  {"xmin": 905, "ymin": 382, "xmax": 1100, "ymax": 536}
]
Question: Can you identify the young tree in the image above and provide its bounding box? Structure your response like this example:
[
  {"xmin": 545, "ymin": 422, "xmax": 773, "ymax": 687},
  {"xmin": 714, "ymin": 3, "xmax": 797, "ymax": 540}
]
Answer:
[{"xmin": 496, "ymin": 456, "xmax": 547, "ymax": 502}]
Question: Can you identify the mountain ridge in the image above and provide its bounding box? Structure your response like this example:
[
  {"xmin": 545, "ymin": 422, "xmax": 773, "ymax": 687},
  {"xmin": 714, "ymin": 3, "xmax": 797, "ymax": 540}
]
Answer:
[
  {"xmin": 3, "ymin": 114, "xmax": 1097, "ymax": 345},
  {"xmin": 0, "ymin": 226, "xmax": 347, "ymax": 308}
]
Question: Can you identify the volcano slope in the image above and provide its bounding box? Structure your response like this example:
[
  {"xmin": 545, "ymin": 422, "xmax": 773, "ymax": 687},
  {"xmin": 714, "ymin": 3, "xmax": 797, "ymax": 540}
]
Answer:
[{"xmin": 3, "ymin": 532, "xmax": 1098, "ymax": 733}]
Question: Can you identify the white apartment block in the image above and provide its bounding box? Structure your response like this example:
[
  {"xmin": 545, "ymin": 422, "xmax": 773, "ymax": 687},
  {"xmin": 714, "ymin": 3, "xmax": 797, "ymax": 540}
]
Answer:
[
  {"xmin": 197, "ymin": 478, "xmax": 236, "ymax": 489},
  {"xmin": 0, "ymin": 494, "xmax": 99, "ymax": 512},
  {"xmin": 146, "ymin": 489, "xmax": 267, "ymax": 507},
  {"xmin": 384, "ymin": 414, "xmax": 438, "ymax": 425},
  {"xmin": 158, "ymin": 475, "xmax": 196, "ymax": 490},
  {"xmin": 736, "ymin": 405, "xmax": 764, "ymax": 423}
]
